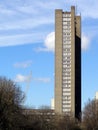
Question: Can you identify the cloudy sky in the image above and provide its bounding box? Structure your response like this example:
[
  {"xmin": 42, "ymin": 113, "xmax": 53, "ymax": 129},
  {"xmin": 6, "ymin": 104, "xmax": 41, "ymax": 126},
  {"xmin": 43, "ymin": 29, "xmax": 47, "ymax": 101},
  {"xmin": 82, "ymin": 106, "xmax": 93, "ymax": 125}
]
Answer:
[{"xmin": 0, "ymin": 0, "xmax": 98, "ymax": 109}]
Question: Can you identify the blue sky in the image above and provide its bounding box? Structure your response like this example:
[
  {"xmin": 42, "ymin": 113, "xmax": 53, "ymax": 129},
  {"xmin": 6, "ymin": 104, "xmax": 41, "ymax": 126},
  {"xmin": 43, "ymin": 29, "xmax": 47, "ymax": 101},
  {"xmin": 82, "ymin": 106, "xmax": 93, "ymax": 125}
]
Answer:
[{"xmin": 0, "ymin": 0, "xmax": 98, "ymax": 109}]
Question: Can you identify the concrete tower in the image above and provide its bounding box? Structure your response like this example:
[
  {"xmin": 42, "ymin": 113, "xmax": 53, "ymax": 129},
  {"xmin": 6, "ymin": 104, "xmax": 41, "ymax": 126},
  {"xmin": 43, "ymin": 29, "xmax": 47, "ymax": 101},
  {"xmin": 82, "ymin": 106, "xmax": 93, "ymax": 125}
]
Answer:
[{"xmin": 55, "ymin": 6, "xmax": 81, "ymax": 119}]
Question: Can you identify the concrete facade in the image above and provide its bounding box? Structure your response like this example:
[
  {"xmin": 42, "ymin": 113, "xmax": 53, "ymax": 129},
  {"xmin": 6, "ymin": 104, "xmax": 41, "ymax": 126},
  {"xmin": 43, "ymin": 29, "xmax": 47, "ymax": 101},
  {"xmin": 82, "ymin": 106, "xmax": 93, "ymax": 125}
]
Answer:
[{"xmin": 55, "ymin": 6, "xmax": 81, "ymax": 119}]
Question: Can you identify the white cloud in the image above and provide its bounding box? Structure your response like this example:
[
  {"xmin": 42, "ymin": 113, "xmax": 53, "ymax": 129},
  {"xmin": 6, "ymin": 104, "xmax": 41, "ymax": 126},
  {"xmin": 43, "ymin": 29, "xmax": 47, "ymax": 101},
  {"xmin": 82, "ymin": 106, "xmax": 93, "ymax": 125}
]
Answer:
[
  {"xmin": 14, "ymin": 73, "xmax": 51, "ymax": 83},
  {"xmin": 14, "ymin": 60, "xmax": 32, "ymax": 68},
  {"xmin": 0, "ymin": 33, "xmax": 45, "ymax": 47},
  {"xmin": 0, "ymin": 0, "xmax": 97, "ymax": 47},
  {"xmin": 33, "ymin": 78, "xmax": 51, "ymax": 83},
  {"xmin": 14, "ymin": 74, "xmax": 30, "ymax": 83},
  {"xmin": 36, "ymin": 32, "xmax": 55, "ymax": 52},
  {"xmin": 44, "ymin": 32, "xmax": 55, "ymax": 52},
  {"xmin": 82, "ymin": 34, "xmax": 90, "ymax": 51},
  {"xmin": 0, "ymin": 17, "xmax": 53, "ymax": 31},
  {"xmin": 35, "ymin": 47, "xmax": 50, "ymax": 52}
]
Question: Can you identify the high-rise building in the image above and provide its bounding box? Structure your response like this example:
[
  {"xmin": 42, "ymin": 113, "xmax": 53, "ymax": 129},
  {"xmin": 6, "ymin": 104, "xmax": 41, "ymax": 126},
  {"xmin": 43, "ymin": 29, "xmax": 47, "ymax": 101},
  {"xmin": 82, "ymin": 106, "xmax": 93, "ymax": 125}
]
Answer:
[{"xmin": 55, "ymin": 6, "xmax": 81, "ymax": 119}]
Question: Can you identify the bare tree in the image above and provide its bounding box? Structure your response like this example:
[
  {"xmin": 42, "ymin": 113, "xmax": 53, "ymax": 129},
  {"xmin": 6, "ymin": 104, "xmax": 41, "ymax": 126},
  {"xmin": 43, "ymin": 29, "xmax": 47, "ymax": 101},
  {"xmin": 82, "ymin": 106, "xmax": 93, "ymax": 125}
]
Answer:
[
  {"xmin": 56, "ymin": 113, "xmax": 81, "ymax": 130},
  {"xmin": 0, "ymin": 77, "xmax": 25, "ymax": 130},
  {"xmin": 82, "ymin": 99, "xmax": 98, "ymax": 130}
]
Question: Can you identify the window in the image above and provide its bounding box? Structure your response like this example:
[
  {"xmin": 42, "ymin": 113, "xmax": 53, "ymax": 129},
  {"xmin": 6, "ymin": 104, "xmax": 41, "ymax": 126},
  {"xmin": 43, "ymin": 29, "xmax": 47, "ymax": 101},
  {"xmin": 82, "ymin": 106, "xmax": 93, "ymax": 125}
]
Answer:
[
  {"xmin": 62, "ymin": 68, "xmax": 71, "ymax": 72},
  {"xmin": 63, "ymin": 45, "xmax": 71, "ymax": 48},
  {"xmin": 63, "ymin": 14, "xmax": 71, "ymax": 18},
  {"xmin": 63, "ymin": 88, "xmax": 71, "ymax": 91},
  {"xmin": 63, "ymin": 109, "xmax": 71, "ymax": 112},
  {"xmin": 63, "ymin": 96, "xmax": 71, "ymax": 99},
  {"xmin": 63, "ymin": 22, "xmax": 67, "ymax": 25},
  {"xmin": 62, "ymin": 84, "xmax": 68, "ymax": 87},
  {"xmin": 62, "ymin": 76, "xmax": 71, "ymax": 80},
  {"xmin": 63, "ymin": 48, "xmax": 71, "ymax": 52},
  {"xmin": 62, "ymin": 104, "xmax": 71, "ymax": 108},
  {"xmin": 62, "ymin": 100, "xmax": 71, "ymax": 103},
  {"xmin": 63, "ymin": 26, "xmax": 68, "ymax": 29},
  {"xmin": 63, "ymin": 30, "xmax": 71, "ymax": 33},
  {"xmin": 63, "ymin": 53, "xmax": 67, "ymax": 56},
  {"xmin": 63, "ymin": 93, "xmax": 71, "ymax": 96},
  {"xmin": 67, "ymin": 53, "xmax": 71, "ymax": 56}
]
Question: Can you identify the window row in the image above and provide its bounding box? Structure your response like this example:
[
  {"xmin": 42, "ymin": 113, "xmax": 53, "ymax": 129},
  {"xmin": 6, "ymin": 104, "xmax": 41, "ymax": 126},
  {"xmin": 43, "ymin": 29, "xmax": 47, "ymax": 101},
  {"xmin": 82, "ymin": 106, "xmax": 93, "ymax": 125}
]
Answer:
[
  {"xmin": 63, "ymin": 64, "xmax": 71, "ymax": 68},
  {"xmin": 63, "ymin": 58, "xmax": 71, "ymax": 61},
  {"xmin": 63, "ymin": 63, "xmax": 71, "ymax": 66},
  {"xmin": 63, "ymin": 45, "xmax": 71, "ymax": 48},
  {"xmin": 62, "ymin": 82, "xmax": 71, "ymax": 85},
  {"xmin": 62, "ymin": 100, "xmax": 71, "ymax": 103},
  {"xmin": 63, "ymin": 22, "xmax": 71, "ymax": 26},
  {"xmin": 62, "ymin": 109, "xmax": 71, "ymax": 112},
  {"xmin": 62, "ymin": 98, "xmax": 71, "ymax": 101},
  {"xmin": 63, "ymin": 81, "xmax": 71, "ymax": 84},
  {"xmin": 63, "ymin": 55, "xmax": 71, "ymax": 59},
  {"xmin": 63, "ymin": 91, "xmax": 71, "ymax": 95},
  {"xmin": 63, "ymin": 32, "xmax": 71, "ymax": 35},
  {"xmin": 63, "ymin": 30, "xmax": 71, "ymax": 33},
  {"xmin": 63, "ymin": 70, "xmax": 71, "ymax": 73},
  {"xmin": 63, "ymin": 20, "xmax": 71, "ymax": 23},
  {"xmin": 62, "ymin": 86, "xmax": 71, "ymax": 89},
  {"xmin": 62, "ymin": 68, "xmax": 71, "ymax": 71},
  {"xmin": 62, "ymin": 52, "xmax": 71, "ymax": 56},
  {"xmin": 63, "ymin": 26, "xmax": 71, "ymax": 29},
  {"xmin": 63, "ymin": 48, "xmax": 71, "ymax": 51},
  {"xmin": 62, "ymin": 73, "xmax": 71, "ymax": 77},
  {"xmin": 64, "ymin": 71, "xmax": 71, "ymax": 73},
  {"xmin": 63, "ymin": 37, "xmax": 71, "ymax": 40},
  {"xmin": 63, "ymin": 88, "xmax": 71, "ymax": 91},
  {"xmin": 63, "ymin": 51, "xmax": 71, "ymax": 54},
  {"xmin": 62, "ymin": 85, "xmax": 71, "ymax": 89},
  {"xmin": 63, "ymin": 54, "xmax": 71, "ymax": 57},
  {"xmin": 63, "ymin": 12, "xmax": 71, "ymax": 17},
  {"xmin": 63, "ymin": 62, "xmax": 71, "ymax": 65},
  {"xmin": 63, "ymin": 23, "xmax": 71, "ymax": 26},
  {"xmin": 63, "ymin": 66, "xmax": 71, "ymax": 69},
  {"xmin": 63, "ymin": 48, "xmax": 71, "ymax": 53},
  {"xmin": 63, "ymin": 59, "xmax": 71, "ymax": 63},
  {"xmin": 63, "ymin": 60, "xmax": 71, "ymax": 63},
  {"xmin": 63, "ymin": 32, "xmax": 71, "ymax": 36},
  {"xmin": 63, "ymin": 14, "xmax": 71, "ymax": 18},
  {"xmin": 63, "ymin": 46, "xmax": 71, "ymax": 49},
  {"xmin": 63, "ymin": 76, "xmax": 71, "ymax": 79},
  {"xmin": 63, "ymin": 93, "xmax": 71, "ymax": 96},
  {"xmin": 63, "ymin": 40, "xmax": 71, "ymax": 44},
  {"xmin": 62, "ymin": 76, "xmax": 71, "ymax": 79},
  {"xmin": 62, "ymin": 103, "xmax": 71, "ymax": 106},
  {"xmin": 63, "ymin": 74, "xmax": 71, "ymax": 77},
  {"xmin": 63, "ymin": 71, "xmax": 71, "ymax": 76},
  {"xmin": 62, "ymin": 104, "xmax": 71, "ymax": 108},
  {"xmin": 63, "ymin": 42, "xmax": 71, "ymax": 45},
  {"xmin": 63, "ymin": 87, "xmax": 71, "ymax": 90},
  {"xmin": 62, "ymin": 80, "xmax": 71, "ymax": 84},
  {"xmin": 62, "ymin": 85, "xmax": 71, "ymax": 88},
  {"xmin": 63, "ymin": 96, "xmax": 71, "ymax": 99},
  {"xmin": 63, "ymin": 64, "xmax": 71, "ymax": 66},
  {"xmin": 63, "ymin": 37, "xmax": 71, "ymax": 41},
  {"xmin": 63, "ymin": 26, "xmax": 71, "ymax": 30},
  {"xmin": 63, "ymin": 56, "xmax": 71, "ymax": 59}
]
